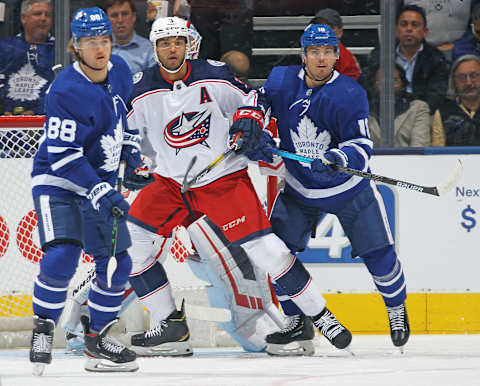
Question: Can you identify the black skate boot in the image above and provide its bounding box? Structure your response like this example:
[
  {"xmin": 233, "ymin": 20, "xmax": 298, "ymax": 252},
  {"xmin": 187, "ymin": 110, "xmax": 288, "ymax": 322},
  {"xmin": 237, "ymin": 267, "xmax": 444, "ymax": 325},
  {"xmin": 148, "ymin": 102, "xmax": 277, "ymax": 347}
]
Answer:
[
  {"xmin": 84, "ymin": 318, "xmax": 139, "ymax": 372},
  {"xmin": 30, "ymin": 315, "xmax": 55, "ymax": 376},
  {"xmin": 131, "ymin": 299, "xmax": 193, "ymax": 357},
  {"xmin": 312, "ymin": 307, "xmax": 352, "ymax": 349},
  {"xmin": 265, "ymin": 314, "xmax": 315, "ymax": 356},
  {"xmin": 387, "ymin": 303, "xmax": 410, "ymax": 351}
]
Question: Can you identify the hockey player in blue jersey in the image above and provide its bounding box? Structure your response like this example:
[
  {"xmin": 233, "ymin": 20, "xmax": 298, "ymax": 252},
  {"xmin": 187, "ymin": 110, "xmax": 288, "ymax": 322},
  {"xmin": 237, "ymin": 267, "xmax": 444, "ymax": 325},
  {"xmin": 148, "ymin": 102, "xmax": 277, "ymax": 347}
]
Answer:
[
  {"xmin": 247, "ymin": 24, "xmax": 410, "ymax": 355},
  {"xmin": 29, "ymin": 7, "xmax": 141, "ymax": 374}
]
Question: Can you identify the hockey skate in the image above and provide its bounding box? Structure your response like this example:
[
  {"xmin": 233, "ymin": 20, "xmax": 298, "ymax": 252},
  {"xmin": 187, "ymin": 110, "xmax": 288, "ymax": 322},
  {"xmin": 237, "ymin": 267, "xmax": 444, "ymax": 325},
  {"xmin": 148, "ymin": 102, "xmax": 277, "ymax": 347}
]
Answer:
[
  {"xmin": 30, "ymin": 315, "xmax": 55, "ymax": 376},
  {"xmin": 84, "ymin": 318, "xmax": 139, "ymax": 372},
  {"xmin": 387, "ymin": 303, "xmax": 410, "ymax": 352},
  {"xmin": 265, "ymin": 314, "xmax": 315, "ymax": 356},
  {"xmin": 312, "ymin": 308, "xmax": 352, "ymax": 350},
  {"xmin": 130, "ymin": 300, "xmax": 193, "ymax": 357}
]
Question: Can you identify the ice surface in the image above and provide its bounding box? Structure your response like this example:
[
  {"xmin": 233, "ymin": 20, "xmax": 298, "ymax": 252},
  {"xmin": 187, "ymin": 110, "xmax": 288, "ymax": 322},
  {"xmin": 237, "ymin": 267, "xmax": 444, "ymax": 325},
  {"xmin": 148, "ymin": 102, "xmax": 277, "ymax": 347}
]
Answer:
[{"xmin": 1, "ymin": 335, "xmax": 479, "ymax": 386}]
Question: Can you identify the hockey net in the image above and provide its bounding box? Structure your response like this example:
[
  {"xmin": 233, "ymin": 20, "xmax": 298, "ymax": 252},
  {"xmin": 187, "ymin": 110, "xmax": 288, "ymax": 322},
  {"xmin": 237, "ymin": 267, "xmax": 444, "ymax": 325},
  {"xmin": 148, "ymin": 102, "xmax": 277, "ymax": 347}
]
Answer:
[{"xmin": 0, "ymin": 116, "xmax": 279, "ymax": 348}]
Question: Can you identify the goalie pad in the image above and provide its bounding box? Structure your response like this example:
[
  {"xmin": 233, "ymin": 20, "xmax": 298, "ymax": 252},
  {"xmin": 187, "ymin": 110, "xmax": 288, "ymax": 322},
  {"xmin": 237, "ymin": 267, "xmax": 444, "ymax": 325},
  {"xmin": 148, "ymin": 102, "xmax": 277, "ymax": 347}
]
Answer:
[{"xmin": 187, "ymin": 215, "xmax": 286, "ymax": 352}]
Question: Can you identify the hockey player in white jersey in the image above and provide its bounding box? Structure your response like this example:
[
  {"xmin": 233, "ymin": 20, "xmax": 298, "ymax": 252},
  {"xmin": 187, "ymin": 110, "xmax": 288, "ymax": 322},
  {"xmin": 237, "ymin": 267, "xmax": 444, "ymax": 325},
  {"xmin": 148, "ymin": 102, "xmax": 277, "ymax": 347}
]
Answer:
[
  {"xmin": 252, "ymin": 24, "xmax": 410, "ymax": 354},
  {"xmin": 124, "ymin": 16, "xmax": 351, "ymax": 356},
  {"xmin": 29, "ymin": 7, "xmax": 142, "ymax": 374}
]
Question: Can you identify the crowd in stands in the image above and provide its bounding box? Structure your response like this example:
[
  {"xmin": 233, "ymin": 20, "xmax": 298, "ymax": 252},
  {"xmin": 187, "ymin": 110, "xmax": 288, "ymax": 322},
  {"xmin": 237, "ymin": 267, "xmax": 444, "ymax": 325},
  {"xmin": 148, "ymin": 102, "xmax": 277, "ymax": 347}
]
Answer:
[{"xmin": 1, "ymin": 0, "xmax": 480, "ymax": 149}]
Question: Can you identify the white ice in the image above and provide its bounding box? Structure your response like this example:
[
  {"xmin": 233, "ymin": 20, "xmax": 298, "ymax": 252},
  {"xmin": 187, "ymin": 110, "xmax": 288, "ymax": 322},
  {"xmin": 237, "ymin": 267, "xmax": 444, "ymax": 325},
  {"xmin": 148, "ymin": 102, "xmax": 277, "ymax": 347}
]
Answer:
[{"xmin": 1, "ymin": 335, "xmax": 479, "ymax": 386}]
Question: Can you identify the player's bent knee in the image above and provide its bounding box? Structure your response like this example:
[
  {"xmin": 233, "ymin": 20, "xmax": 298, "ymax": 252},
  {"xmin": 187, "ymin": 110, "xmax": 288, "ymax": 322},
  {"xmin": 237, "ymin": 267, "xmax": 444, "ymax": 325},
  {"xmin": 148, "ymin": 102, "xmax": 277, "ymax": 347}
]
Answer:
[
  {"xmin": 127, "ymin": 221, "xmax": 160, "ymax": 273},
  {"xmin": 94, "ymin": 251, "xmax": 132, "ymax": 291},
  {"xmin": 40, "ymin": 243, "xmax": 82, "ymax": 282},
  {"xmin": 241, "ymin": 233, "xmax": 294, "ymax": 278}
]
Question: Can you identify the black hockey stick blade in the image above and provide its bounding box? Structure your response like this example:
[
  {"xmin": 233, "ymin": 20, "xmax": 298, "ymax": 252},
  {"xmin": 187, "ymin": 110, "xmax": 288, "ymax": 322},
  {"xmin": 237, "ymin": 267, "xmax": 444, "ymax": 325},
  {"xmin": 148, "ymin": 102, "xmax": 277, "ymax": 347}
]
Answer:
[{"xmin": 272, "ymin": 148, "xmax": 463, "ymax": 197}]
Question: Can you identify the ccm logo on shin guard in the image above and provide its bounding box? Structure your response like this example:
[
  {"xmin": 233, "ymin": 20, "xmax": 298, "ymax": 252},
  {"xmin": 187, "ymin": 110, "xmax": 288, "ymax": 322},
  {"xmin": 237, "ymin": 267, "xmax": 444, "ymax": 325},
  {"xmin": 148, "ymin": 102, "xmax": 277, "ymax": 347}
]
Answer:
[{"xmin": 222, "ymin": 216, "xmax": 246, "ymax": 232}]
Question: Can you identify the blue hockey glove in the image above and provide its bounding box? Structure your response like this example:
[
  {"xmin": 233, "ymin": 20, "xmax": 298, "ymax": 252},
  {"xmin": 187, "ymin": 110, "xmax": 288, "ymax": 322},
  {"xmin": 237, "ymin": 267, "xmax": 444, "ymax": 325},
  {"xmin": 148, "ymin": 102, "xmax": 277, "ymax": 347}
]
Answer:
[
  {"xmin": 87, "ymin": 182, "xmax": 130, "ymax": 222},
  {"xmin": 245, "ymin": 130, "xmax": 276, "ymax": 163},
  {"xmin": 311, "ymin": 149, "xmax": 348, "ymax": 182},
  {"xmin": 229, "ymin": 106, "xmax": 265, "ymax": 154},
  {"xmin": 121, "ymin": 133, "xmax": 142, "ymax": 179}
]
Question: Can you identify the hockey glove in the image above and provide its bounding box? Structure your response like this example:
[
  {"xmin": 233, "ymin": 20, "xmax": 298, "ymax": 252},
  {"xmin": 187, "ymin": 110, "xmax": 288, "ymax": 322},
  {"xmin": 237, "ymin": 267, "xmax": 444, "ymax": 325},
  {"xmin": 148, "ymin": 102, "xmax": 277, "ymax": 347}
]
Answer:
[
  {"xmin": 229, "ymin": 106, "xmax": 265, "ymax": 154},
  {"xmin": 87, "ymin": 182, "xmax": 130, "ymax": 222},
  {"xmin": 123, "ymin": 155, "xmax": 155, "ymax": 191},
  {"xmin": 245, "ymin": 130, "xmax": 276, "ymax": 163},
  {"xmin": 311, "ymin": 149, "xmax": 348, "ymax": 182},
  {"xmin": 121, "ymin": 133, "xmax": 142, "ymax": 179}
]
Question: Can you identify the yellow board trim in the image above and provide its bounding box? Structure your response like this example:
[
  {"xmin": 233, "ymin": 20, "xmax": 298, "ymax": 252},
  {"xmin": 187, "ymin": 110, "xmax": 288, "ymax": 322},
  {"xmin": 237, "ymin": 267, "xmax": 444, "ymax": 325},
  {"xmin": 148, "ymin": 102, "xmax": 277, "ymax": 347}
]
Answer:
[{"xmin": 2, "ymin": 293, "xmax": 480, "ymax": 333}]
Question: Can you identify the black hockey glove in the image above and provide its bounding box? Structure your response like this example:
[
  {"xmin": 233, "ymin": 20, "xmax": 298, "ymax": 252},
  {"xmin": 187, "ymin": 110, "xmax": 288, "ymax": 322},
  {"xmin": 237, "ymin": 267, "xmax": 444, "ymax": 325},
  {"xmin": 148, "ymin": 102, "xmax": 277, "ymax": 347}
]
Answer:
[
  {"xmin": 87, "ymin": 182, "xmax": 130, "ymax": 222},
  {"xmin": 311, "ymin": 149, "xmax": 348, "ymax": 183},
  {"xmin": 123, "ymin": 174, "xmax": 155, "ymax": 191},
  {"xmin": 245, "ymin": 130, "xmax": 276, "ymax": 163},
  {"xmin": 229, "ymin": 106, "xmax": 265, "ymax": 154},
  {"xmin": 121, "ymin": 132, "xmax": 142, "ymax": 179}
]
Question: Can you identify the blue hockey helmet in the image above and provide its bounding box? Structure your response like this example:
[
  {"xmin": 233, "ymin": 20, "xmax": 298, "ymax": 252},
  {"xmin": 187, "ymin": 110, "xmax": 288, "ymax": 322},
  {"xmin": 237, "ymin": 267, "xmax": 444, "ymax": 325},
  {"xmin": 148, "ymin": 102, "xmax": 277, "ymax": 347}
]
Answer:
[
  {"xmin": 301, "ymin": 24, "xmax": 338, "ymax": 54},
  {"xmin": 71, "ymin": 7, "xmax": 112, "ymax": 46}
]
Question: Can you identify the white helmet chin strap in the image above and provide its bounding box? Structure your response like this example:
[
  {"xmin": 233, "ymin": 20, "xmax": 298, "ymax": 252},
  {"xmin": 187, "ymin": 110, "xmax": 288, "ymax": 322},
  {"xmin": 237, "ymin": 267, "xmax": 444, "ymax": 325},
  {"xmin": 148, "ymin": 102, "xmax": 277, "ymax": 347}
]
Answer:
[{"xmin": 159, "ymin": 55, "xmax": 187, "ymax": 74}]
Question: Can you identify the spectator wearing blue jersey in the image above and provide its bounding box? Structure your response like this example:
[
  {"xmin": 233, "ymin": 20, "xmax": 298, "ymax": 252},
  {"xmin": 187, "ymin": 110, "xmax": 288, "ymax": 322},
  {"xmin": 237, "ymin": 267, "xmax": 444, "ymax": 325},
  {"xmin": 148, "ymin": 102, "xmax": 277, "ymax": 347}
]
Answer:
[
  {"xmin": 452, "ymin": 3, "xmax": 480, "ymax": 63},
  {"xmin": 105, "ymin": 0, "xmax": 155, "ymax": 74},
  {"xmin": 29, "ymin": 7, "xmax": 140, "ymax": 375},
  {"xmin": 0, "ymin": 0, "xmax": 54, "ymax": 115},
  {"xmin": 253, "ymin": 24, "xmax": 410, "ymax": 355}
]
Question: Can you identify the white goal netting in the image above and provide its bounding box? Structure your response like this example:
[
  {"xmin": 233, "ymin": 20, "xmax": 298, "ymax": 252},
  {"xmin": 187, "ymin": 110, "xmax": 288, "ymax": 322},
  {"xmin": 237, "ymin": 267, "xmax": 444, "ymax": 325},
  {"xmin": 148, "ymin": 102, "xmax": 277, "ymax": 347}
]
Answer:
[{"xmin": 0, "ymin": 116, "xmax": 277, "ymax": 349}]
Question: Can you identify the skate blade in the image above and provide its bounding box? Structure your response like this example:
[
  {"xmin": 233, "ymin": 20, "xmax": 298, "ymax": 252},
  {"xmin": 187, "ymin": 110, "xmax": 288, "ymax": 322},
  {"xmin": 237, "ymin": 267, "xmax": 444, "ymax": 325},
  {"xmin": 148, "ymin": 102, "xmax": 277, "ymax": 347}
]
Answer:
[
  {"xmin": 32, "ymin": 363, "xmax": 46, "ymax": 376},
  {"xmin": 398, "ymin": 346, "xmax": 405, "ymax": 355},
  {"xmin": 266, "ymin": 341, "xmax": 315, "ymax": 356},
  {"xmin": 85, "ymin": 358, "xmax": 139, "ymax": 372},
  {"xmin": 131, "ymin": 341, "xmax": 193, "ymax": 357}
]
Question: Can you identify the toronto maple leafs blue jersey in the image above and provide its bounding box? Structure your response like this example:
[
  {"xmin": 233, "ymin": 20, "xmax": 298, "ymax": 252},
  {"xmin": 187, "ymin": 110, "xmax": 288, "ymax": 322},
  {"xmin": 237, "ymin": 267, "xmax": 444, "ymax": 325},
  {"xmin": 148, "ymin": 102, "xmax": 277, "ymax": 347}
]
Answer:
[
  {"xmin": 31, "ymin": 54, "xmax": 133, "ymax": 199},
  {"xmin": 259, "ymin": 65, "xmax": 373, "ymax": 207},
  {"xmin": 127, "ymin": 59, "xmax": 258, "ymax": 187},
  {"xmin": 0, "ymin": 33, "xmax": 55, "ymax": 114}
]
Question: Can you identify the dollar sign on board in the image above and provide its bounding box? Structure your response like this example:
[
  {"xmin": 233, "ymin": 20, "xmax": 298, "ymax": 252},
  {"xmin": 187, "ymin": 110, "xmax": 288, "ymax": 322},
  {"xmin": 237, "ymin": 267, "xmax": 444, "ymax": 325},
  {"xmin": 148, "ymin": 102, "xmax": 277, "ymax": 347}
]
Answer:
[{"xmin": 461, "ymin": 205, "xmax": 476, "ymax": 232}]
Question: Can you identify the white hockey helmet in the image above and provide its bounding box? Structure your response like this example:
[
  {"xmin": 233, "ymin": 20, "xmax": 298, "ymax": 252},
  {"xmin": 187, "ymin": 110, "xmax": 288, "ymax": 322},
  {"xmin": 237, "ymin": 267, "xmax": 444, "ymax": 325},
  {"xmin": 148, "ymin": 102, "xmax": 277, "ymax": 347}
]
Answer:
[
  {"xmin": 150, "ymin": 16, "xmax": 190, "ymax": 72},
  {"xmin": 186, "ymin": 21, "xmax": 202, "ymax": 59}
]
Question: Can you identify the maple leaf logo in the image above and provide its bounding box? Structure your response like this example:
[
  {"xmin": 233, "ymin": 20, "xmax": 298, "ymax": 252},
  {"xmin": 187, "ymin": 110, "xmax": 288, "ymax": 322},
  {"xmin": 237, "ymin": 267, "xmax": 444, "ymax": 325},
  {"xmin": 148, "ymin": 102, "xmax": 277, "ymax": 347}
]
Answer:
[
  {"xmin": 100, "ymin": 119, "xmax": 123, "ymax": 172},
  {"xmin": 7, "ymin": 62, "xmax": 48, "ymax": 102},
  {"xmin": 291, "ymin": 116, "xmax": 331, "ymax": 168}
]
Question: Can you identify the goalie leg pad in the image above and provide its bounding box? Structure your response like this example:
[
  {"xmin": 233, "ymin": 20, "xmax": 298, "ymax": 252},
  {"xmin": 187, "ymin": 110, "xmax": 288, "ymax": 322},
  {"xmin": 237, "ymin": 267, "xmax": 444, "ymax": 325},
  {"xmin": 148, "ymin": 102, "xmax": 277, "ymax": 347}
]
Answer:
[{"xmin": 187, "ymin": 215, "xmax": 281, "ymax": 352}]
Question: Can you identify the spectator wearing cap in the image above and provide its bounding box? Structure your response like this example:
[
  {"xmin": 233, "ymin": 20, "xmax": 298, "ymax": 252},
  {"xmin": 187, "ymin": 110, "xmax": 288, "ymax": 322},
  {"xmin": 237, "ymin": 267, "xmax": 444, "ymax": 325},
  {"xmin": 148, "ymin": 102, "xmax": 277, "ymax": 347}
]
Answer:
[
  {"xmin": 310, "ymin": 8, "xmax": 361, "ymax": 79},
  {"xmin": 452, "ymin": 3, "xmax": 480, "ymax": 64}
]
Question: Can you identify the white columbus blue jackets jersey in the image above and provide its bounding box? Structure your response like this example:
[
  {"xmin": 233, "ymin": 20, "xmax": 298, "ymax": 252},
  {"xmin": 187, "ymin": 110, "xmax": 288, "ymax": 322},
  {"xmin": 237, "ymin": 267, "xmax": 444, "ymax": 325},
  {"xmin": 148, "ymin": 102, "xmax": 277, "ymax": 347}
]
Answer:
[
  {"xmin": 0, "ymin": 33, "xmax": 55, "ymax": 114},
  {"xmin": 31, "ymin": 55, "xmax": 133, "ymax": 199},
  {"xmin": 127, "ymin": 59, "xmax": 257, "ymax": 187},
  {"xmin": 259, "ymin": 66, "xmax": 373, "ymax": 207}
]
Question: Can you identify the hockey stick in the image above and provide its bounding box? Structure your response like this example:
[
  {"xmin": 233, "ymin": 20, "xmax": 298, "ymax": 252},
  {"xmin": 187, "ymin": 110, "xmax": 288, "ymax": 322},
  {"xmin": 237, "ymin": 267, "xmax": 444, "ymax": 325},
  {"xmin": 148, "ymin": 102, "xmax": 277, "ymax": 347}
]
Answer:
[
  {"xmin": 180, "ymin": 136, "xmax": 244, "ymax": 194},
  {"xmin": 106, "ymin": 161, "xmax": 126, "ymax": 288},
  {"xmin": 272, "ymin": 148, "xmax": 463, "ymax": 197}
]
